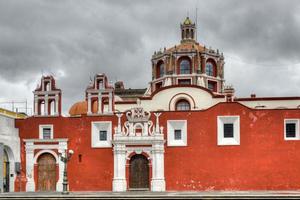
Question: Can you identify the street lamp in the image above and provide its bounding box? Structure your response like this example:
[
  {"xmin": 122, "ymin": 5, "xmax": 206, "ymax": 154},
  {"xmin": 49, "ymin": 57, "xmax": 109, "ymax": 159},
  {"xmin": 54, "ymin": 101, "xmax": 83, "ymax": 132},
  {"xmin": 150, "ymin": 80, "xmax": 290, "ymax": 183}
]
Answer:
[{"xmin": 59, "ymin": 149, "xmax": 74, "ymax": 194}]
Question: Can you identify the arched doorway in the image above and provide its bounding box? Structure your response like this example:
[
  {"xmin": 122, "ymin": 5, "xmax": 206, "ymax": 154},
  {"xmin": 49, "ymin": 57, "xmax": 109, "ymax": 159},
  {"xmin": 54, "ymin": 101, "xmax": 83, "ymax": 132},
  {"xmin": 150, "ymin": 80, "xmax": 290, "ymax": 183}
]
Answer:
[
  {"xmin": 129, "ymin": 154, "xmax": 149, "ymax": 190},
  {"xmin": 37, "ymin": 153, "xmax": 56, "ymax": 191},
  {"xmin": 3, "ymin": 150, "xmax": 9, "ymax": 192}
]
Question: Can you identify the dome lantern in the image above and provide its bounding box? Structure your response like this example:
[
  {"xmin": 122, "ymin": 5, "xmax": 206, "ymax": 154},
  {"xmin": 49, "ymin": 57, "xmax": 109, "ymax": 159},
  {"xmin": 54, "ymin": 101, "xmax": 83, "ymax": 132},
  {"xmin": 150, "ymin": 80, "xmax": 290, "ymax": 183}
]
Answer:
[{"xmin": 180, "ymin": 17, "xmax": 196, "ymax": 43}]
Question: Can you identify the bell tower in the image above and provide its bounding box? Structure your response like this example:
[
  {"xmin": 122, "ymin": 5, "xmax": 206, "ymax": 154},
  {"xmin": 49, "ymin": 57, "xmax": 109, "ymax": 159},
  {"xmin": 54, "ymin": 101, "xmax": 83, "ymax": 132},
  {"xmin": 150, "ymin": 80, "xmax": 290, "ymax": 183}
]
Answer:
[
  {"xmin": 181, "ymin": 17, "xmax": 196, "ymax": 43},
  {"xmin": 33, "ymin": 76, "xmax": 62, "ymax": 116}
]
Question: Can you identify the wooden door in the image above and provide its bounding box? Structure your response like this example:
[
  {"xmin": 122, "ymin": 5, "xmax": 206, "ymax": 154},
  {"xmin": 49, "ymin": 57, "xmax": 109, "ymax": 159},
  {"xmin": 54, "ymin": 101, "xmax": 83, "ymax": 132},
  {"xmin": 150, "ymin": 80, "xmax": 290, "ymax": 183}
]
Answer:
[
  {"xmin": 129, "ymin": 154, "xmax": 149, "ymax": 190},
  {"xmin": 37, "ymin": 153, "xmax": 56, "ymax": 191}
]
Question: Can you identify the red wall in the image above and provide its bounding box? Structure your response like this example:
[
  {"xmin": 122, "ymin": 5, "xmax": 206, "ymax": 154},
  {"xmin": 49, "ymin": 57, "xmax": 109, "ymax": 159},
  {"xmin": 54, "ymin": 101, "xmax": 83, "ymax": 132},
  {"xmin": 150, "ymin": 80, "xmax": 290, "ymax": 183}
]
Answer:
[
  {"xmin": 16, "ymin": 115, "xmax": 116, "ymax": 191},
  {"xmin": 16, "ymin": 102, "xmax": 300, "ymax": 191},
  {"xmin": 162, "ymin": 103, "xmax": 300, "ymax": 191}
]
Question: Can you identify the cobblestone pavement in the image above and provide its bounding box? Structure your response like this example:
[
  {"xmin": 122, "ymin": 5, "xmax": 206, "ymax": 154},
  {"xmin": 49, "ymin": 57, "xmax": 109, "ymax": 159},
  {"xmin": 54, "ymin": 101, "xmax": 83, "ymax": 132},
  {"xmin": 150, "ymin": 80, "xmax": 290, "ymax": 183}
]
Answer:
[{"xmin": 1, "ymin": 191, "xmax": 300, "ymax": 199}]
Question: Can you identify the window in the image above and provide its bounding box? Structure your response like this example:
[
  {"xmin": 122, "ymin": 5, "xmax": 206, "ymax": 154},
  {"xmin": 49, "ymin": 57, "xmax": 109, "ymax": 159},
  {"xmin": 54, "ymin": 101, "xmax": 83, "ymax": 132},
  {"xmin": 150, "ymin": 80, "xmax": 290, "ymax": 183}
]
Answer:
[
  {"xmin": 179, "ymin": 59, "xmax": 190, "ymax": 74},
  {"xmin": 217, "ymin": 116, "xmax": 240, "ymax": 146},
  {"xmin": 156, "ymin": 62, "xmax": 165, "ymax": 78},
  {"xmin": 174, "ymin": 129, "xmax": 182, "ymax": 140},
  {"xmin": 167, "ymin": 120, "xmax": 187, "ymax": 146},
  {"xmin": 206, "ymin": 62, "xmax": 214, "ymax": 76},
  {"xmin": 223, "ymin": 123, "xmax": 234, "ymax": 138},
  {"xmin": 284, "ymin": 119, "xmax": 299, "ymax": 140},
  {"xmin": 156, "ymin": 82, "xmax": 163, "ymax": 90},
  {"xmin": 176, "ymin": 99, "xmax": 190, "ymax": 111},
  {"xmin": 39, "ymin": 125, "xmax": 53, "ymax": 139},
  {"xmin": 91, "ymin": 121, "xmax": 112, "ymax": 148},
  {"xmin": 178, "ymin": 79, "xmax": 191, "ymax": 85},
  {"xmin": 286, "ymin": 123, "xmax": 296, "ymax": 138},
  {"xmin": 43, "ymin": 128, "xmax": 51, "ymax": 139},
  {"xmin": 99, "ymin": 130, "xmax": 107, "ymax": 141},
  {"xmin": 207, "ymin": 81, "xmax": 217, "ymax": 92}
]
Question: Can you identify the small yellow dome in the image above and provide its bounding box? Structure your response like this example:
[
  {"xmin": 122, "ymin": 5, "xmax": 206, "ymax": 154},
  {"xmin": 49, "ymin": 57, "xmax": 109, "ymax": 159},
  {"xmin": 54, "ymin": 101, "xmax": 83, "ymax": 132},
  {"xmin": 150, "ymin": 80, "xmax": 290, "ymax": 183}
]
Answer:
[{"xmin": 183, "ymin": 17, "xmax": 192, "ymax": 25}]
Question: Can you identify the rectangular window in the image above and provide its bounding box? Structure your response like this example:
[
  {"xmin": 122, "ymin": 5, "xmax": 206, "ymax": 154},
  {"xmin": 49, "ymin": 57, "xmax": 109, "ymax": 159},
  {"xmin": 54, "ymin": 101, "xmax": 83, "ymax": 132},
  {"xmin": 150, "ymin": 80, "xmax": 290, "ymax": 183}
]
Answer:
[
  {"xmin": 286, "ymin": 123, "xmax": 296, "ymax": 138},
  {"xmin": 284, "ymin": 119, "xmax": 299, "ymax": 140},
  {"xmin": 167, "ymin": 120, "xmax": 187, "ymax": 146},
  {"xmin": 39, "ymin": 125, "xmax": 53, "ymax": 139},
  {"xmin": 156, "ymin": 82, "xmax": 163, "ymax": 90},
  {"xmin": 91, "ymin": 121, "xmax": 112, "ymax": 148},
  {"xmin": 207, "ymin": 81, "xmax": 216, "ymax": 92},
  {"xmin": 178, "ymin": 79, "xmax": 191, "ymax": 85},
  {"xmin": 224, "ymin": 123, "xmax": 234, "ymax": 138},
  {"xmin": 99, "ymin": 130, "xmax": 107, "ymax": 141},
  {"xmin": 43, "ymin": 128, "xmax": 51, "ymax": 139},
  {"xmin": 174, "ymin": 129, "xmax": 182, "ymax": 140},
  {"xmin": 217, "ymin": 116, "xmax": 240, "ymax": 146}
]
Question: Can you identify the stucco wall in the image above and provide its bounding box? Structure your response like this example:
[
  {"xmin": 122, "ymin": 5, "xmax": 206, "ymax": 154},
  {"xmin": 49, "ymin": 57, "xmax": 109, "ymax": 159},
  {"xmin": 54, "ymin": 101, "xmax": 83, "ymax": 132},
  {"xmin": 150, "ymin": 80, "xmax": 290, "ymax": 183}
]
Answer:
[{"xmin": 16, "ymin": 103, "xmax": 300, "ymax": 191}]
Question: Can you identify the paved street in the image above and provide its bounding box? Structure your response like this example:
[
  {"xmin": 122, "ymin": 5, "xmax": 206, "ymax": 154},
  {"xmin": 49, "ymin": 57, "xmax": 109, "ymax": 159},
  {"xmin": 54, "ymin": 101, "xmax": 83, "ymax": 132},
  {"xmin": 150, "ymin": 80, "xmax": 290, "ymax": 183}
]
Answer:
[{"xmin": 2, "ymin": 191, "xmax": 300, "ymax": 199}]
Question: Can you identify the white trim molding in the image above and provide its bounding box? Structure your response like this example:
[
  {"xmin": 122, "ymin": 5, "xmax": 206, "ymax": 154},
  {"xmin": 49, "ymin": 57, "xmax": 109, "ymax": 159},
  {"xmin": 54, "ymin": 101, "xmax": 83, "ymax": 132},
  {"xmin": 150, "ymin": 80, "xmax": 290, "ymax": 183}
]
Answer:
[
  {"xmin": 24, "ymin": 138, "xmax": 68, "ymax": 192},
  {"xmin": 39, "ymin": 124, "xmax": 54, "ymax": 139},
  {"xmin": 167, "ymin": 120, "xmax": 187, "ymax": 146},
  {"xmin": 284, "ymin": 119, "xmax": 300, "ymax": 140},
  {"xmin": 217, "ymin": 116, "xmax": 240, "ymax": 146},
  {"xmin": 91, "ymin": 121, "xmax": 112, "ymax": 148}
]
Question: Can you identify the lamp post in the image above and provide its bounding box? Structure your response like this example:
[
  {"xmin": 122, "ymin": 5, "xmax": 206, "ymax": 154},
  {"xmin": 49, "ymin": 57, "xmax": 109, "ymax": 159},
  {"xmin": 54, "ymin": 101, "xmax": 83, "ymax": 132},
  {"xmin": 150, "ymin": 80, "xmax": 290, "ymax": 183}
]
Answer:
[{"xmin": 59, "ymin": 149, "xmax": 74, "ymax": 194}]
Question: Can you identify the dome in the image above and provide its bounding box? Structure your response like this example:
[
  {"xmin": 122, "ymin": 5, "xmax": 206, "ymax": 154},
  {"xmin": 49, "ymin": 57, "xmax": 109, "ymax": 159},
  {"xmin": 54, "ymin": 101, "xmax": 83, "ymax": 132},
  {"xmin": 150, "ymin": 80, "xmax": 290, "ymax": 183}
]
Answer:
[
  {"xmin": 165, "ymin": 42, "xmax": 205, "ymax": 53},
  {"xmin": 69, "ymin": 100, "xmax": 109, "ymax": 116},
  {"xmin": 69, "ymin": 101, "xmax": 87, "ymax": 116},
  {"xmin": 183, "ymin": 17, "xmax": 192, "ymax": 25}
]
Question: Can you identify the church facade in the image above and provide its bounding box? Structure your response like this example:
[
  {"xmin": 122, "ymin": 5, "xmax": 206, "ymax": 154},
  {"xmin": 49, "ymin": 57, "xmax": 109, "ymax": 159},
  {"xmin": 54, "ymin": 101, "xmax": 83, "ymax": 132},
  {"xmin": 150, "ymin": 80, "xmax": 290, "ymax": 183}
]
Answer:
[{"xmin": 2, "ymin": 18, "xmax": 300, "ymax": 192}]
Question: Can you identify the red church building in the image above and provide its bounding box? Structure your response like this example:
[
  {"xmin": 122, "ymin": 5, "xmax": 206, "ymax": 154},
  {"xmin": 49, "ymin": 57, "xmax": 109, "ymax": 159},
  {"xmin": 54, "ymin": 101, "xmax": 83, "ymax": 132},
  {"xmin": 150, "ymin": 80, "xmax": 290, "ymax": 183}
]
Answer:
[{"xmin": 2, "ymin": 17, "xmax": 300, "ymax": 193}]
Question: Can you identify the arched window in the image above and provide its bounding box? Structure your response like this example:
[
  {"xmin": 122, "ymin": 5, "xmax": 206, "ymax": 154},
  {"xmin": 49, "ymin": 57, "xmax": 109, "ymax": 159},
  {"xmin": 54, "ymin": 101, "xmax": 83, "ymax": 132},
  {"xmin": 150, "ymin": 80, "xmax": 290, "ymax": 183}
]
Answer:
[
  {"xmin": 159, "ymin": 63, "xmax": 164, "ymax": 78},
  {"xmin": 206, "ymin": 62, "xmax": 214, "ymax": 76},
  {"xmin": 156, "ymin": 62, "xmax": 164, "ymax": 78},
  {"xmin": 176, "ymin": 99, "xmax": 190, "ymax": 111},
  {"xmin": 179, "ymin": 59, "xmax": 191, "ymax": 74}
]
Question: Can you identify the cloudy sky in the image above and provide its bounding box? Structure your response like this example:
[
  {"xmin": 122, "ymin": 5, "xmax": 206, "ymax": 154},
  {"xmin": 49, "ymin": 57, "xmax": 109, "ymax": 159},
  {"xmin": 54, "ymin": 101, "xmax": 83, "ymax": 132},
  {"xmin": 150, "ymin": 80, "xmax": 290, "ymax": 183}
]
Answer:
[{"xmin": 0, "ymin": 0, "xmax": 300, "ymax": 115}]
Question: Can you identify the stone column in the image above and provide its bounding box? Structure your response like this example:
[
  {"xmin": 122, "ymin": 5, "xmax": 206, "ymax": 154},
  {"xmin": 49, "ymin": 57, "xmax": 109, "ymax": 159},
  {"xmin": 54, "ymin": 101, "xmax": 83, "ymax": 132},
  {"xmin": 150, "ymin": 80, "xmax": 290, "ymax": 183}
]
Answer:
[
  {"xmin": 55, "ymin": 94, "xmax": 59, "ymax": 115},
  {"xmin": 44, "ymin": 94, "xmax": 48, "ymax": 116},
  {"xmin": 154, "ymin": 113, "xmax": 161, "ymax": 134},
  {"xmin": 87, "ymin": 93, "xmax": 92, "ymax": 115},
  {"xmin": 151, "ymin": 141, "xmax": 165, "ymax": 191},
  {"xmin": 116, "ymin": 113, "xmax": 123, "ymax": 133},
  {"xmin": 112, "ymin": 143, "xmax": 127, "ymax": 192},
  {"xmin": 57, "ymin": 141, "xmax": 67, "ymax": 192},
  {"xmin": 201, "ymin": 54, "xmax": 206, "ymax": 74},
  {"xmin": 97, "ymin": 93, "xmax": 102, "ymax": 114},
  {"xmin": 25, "ymin": 142, "xmax": 35, "ymax": 192},
  {"xmin": 34, "ymin": 95, "xmax": 38, "ymax": 116},
  {"xmin": 108, "ymin": 92, "xmax": 113, "ymax": 113},
  {"xmin": 0, "ymin": 143, "xmax": 3, "ymax": 193},
  {"xmin": 191, "ymin": 55, "xmax": 195, "ymax": 74}
]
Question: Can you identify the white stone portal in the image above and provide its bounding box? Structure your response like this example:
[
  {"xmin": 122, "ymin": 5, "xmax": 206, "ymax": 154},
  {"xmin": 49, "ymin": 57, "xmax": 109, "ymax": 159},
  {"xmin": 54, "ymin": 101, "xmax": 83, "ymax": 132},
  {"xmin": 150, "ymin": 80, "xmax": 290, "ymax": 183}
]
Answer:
[
  {"xmin": 112, "ymin": 107, "xmax": 166, "ymax": 192},
  {"xmin": 24, "ymin": 139, "xmax": 68, "ymax": 192}
]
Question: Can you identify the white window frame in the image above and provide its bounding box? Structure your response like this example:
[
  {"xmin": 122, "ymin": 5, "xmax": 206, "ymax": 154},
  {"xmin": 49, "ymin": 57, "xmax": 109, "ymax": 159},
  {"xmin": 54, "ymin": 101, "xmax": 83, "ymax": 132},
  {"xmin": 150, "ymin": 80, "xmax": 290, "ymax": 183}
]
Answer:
[
  {"xmin": 91, "ymin": 121, "xmax": 112, "ymax": 148},
  {"xmin": 39, "ymin": 124, "xmax": 54, "ymax": 139},
  {"xmin": 167, "ymin": 120, "xmax": 187, "ymax": 146},
  {"xmin": 217, "ymin": 116, "xmax": 240, "ymax": 146},
  {"xmin": 284, "ymin": 119, "xmax": 300, "ymax": 140}
]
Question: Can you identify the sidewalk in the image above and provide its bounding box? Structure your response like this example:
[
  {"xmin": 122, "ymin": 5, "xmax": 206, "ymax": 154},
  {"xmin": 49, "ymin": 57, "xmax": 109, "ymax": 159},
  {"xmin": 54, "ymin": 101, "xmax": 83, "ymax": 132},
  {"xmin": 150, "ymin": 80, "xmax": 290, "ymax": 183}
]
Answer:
[{"xmin": 2, "ymin": 191, "xmax": 300, "ymax": 199}]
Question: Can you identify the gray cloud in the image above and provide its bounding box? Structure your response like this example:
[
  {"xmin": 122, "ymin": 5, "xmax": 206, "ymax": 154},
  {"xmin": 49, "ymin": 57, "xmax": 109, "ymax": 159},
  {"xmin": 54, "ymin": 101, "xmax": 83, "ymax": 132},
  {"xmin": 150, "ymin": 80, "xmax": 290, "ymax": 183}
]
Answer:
[{"xmin": 0, "ymin": 0, "xmax": 299, "ymax": 114}]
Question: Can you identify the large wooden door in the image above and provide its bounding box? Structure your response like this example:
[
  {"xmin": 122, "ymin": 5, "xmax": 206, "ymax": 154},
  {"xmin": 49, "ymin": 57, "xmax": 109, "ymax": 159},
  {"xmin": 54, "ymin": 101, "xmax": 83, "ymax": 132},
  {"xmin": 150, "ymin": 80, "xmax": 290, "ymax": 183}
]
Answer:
[
  {"xmin": 129, "ymin": 154, "xmax": 149, "ymax": 190},
  {"xmin": 37, "ymin": 153, "xmax": 56, "ymax": 191}
]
